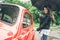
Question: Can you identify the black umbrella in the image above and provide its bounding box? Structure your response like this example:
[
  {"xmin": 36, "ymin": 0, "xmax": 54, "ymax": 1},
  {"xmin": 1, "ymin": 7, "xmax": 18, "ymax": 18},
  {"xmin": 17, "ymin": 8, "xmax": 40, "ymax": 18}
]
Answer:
[{"xmin": 31, "ymin": 0, "xmax": 60, "ymax": 11}]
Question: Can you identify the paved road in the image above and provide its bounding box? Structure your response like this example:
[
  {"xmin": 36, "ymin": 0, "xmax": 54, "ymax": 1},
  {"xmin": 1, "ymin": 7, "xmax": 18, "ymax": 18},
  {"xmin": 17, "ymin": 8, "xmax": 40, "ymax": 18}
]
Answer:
[{"xmin": 35, "ymin": 29, "xmax": 60, "ymax": 40}]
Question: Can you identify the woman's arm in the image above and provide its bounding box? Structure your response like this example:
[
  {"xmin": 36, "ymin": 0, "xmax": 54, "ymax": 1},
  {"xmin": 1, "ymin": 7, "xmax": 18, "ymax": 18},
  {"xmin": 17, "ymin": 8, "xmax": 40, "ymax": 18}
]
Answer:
[{"xmin": 39, "ymin": 14, "xmax": 44, "ymax": 18}]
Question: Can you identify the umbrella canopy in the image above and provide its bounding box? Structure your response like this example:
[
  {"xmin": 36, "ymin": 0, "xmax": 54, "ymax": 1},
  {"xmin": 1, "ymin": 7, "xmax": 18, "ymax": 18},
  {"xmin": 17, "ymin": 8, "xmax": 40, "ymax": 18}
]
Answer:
[{"xmin": 31, "ymin": 0, "xmax": 60, "ymax": 11}]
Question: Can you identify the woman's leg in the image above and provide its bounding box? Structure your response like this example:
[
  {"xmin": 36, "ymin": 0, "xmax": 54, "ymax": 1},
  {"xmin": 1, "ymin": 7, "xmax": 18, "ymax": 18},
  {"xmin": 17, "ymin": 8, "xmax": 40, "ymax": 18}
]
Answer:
[{"xmin": 41, "ymin": 34, "xmax": 48, "ymax": 40}]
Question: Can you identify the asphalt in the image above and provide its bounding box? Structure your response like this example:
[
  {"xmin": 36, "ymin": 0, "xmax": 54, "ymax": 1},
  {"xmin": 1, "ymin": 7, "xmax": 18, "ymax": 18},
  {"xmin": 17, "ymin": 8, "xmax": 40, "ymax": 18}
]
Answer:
[{"xmin": 35, "ymin": 29, "xmax": 60, "ymax": 40}]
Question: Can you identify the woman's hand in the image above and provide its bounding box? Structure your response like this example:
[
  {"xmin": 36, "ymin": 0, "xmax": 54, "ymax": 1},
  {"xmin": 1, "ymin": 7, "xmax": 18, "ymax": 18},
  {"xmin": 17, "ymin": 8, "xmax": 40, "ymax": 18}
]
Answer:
[{"xmin": 39, "ymin": 14, "xmax": 44, "ymax": 17}]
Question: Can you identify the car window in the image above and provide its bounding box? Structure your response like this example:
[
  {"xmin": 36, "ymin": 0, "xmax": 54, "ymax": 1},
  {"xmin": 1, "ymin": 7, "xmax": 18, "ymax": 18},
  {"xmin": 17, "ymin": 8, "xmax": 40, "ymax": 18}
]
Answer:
[
  {"xmin": 23, "ymin": 13, "xmax": 32, "ymax": 28},
  {"xmin": 0, "ymin": 4, "xmax": 19, "ymax": 24}
]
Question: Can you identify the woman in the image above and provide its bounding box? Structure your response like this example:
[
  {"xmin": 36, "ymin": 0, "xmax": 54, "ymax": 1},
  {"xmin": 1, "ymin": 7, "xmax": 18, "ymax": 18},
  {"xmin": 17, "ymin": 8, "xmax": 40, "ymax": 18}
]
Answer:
[{"xmin": 37, "ymin": 5, "xmax": 54, "ymax": 40}]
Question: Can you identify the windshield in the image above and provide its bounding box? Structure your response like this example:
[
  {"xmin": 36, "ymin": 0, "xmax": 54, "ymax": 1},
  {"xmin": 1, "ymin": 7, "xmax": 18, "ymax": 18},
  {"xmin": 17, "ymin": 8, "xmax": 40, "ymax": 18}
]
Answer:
[{"xmin": 0, "ymin": 4, "xmax": 19, "ymax": 24}]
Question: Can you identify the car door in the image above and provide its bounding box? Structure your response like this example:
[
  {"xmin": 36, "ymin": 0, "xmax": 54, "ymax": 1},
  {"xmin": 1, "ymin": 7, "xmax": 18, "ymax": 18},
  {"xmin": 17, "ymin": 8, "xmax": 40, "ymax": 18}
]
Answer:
[{"xmin": 21, "ymin": 12, "xmax": 34, "ymax": 40}]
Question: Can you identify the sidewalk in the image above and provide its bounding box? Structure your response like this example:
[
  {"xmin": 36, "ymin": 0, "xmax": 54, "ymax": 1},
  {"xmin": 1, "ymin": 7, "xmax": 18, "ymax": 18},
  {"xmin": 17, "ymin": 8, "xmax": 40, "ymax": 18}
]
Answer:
[
  {"xmin": 35, "ymin": 28, "xmax": 60, "ymax": 40},
  {"xmin": 48, "ymin": 29, "xmax": 60, "ymax": 40}
]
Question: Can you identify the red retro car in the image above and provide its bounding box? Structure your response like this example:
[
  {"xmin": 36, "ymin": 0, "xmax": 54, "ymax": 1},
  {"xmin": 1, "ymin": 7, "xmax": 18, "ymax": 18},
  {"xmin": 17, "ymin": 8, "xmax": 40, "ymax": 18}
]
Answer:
[{"xmin": 0, "ymin": 3, "xmax": 35, "ymax": 40}]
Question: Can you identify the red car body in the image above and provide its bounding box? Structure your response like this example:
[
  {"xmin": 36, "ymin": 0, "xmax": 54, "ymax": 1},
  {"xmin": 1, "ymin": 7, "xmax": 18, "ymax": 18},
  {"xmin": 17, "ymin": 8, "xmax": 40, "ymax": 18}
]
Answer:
[{"xmin": 0, "ymin": 3, "xmax": 35, "ymax": 40}]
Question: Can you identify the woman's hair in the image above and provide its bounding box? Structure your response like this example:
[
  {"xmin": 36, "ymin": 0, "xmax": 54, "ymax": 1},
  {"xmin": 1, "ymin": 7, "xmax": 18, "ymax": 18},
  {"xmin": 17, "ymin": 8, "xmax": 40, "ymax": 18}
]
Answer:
[
  {"xmin": 43, "ymin": 5, "xmax": 51, "ymax": 14},
  {"xmin": 43, "ymin": 5, "xmax": 54, "ymax": 20}
]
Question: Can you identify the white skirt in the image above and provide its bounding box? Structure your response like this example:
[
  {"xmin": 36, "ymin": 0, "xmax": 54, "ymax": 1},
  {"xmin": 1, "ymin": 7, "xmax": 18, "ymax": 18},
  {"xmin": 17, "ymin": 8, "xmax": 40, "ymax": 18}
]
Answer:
[{"xmin": 40, "ymin": 29, "xmax": 50, "ymax": 37}]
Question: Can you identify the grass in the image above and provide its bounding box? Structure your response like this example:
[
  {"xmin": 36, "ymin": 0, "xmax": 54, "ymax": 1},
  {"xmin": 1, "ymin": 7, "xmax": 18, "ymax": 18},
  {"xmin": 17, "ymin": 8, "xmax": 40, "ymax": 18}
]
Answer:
[
  {"xmin": 34, "ymin": 23, "xmax": 39, "ymax": 28},
  {"xmin": 34, "ymin": 23, "xmax": 60, "ymax": 29},
  {"xmin": 50, "ymin": 25, "xmax": 60, "ymax": 29}
]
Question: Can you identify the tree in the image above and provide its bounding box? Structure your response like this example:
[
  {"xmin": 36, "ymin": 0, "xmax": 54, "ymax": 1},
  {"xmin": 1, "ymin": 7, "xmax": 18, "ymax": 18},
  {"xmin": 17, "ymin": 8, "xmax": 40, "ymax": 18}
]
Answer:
[{"xmin": 5, "ymin": 0, "xmax": 60, "ymax": 25}]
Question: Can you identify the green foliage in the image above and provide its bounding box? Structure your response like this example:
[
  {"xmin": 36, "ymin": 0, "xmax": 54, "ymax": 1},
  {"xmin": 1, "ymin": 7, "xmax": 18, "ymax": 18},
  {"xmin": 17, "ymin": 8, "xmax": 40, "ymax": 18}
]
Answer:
[
  {"xmin": 29, "ymin": 6, "xmax": 40, "ymax": 23},
  {"xmin": 5, "ymin": 0, "xmax": 60, "ymax": 25},
  {"xmin": 53, "ymin": 11, "xmax": 60, "ymax": 25},
  {"xmin": 5, "ymin": 0, "xmax": 40, "ymax": 23}
]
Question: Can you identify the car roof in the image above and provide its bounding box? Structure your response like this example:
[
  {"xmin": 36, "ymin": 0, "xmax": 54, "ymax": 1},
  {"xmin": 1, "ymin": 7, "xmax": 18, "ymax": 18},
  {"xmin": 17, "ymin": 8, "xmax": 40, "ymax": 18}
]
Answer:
[{"xmin": 0, "ymin": 3, "xmax": 26, "ymax": 10}]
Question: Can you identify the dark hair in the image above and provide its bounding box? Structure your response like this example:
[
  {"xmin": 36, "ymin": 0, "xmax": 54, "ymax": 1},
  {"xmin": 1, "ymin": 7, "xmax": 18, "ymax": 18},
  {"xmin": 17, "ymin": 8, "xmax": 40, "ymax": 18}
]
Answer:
[
  {"xmin": 44, "ymin": 7, "xmax": 50, "ymax": 14},
  {"xmin": 43, "ymin": 5, "xmax": 52, "ymax": 15},
  {"xmin": 43, "ymin": 5, "xmax": 54, "ymax": 19},
  {"xmin": 43, "ymin": 5, "xmax": 52, "ymax": 9}
]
